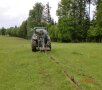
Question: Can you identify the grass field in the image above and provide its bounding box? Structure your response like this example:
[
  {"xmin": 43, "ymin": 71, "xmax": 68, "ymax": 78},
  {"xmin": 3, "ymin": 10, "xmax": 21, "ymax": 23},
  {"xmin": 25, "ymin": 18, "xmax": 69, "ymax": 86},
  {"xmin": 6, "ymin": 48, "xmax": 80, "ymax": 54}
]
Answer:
[{"xmin": 0, "ymin": 36, "xmax": 102, "ymax": 90}]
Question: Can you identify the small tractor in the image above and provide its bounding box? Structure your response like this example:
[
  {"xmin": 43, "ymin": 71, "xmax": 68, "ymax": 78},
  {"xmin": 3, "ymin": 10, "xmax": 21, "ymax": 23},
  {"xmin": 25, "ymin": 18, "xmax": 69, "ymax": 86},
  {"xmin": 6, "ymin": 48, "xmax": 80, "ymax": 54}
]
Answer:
[{"xmin": 31, "ymin": 27, "xmax": 51, "ymax": 52}]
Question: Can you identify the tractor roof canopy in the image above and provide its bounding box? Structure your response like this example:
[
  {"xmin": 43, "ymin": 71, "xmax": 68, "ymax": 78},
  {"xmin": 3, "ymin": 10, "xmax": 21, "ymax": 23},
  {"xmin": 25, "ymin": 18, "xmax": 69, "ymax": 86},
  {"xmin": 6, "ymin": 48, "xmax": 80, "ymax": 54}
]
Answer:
[{"xmin": 35, "ymin": 28, "xmax": 48, "ymax": 35}]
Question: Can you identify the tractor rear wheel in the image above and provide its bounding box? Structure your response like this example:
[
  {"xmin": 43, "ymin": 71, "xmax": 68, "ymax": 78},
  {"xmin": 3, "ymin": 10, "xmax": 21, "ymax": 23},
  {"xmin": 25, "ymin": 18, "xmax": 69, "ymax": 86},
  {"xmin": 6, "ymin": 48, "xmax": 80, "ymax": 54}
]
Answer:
[
  {"xmin": 32, "ymin": 40, "xmax": 37, "ymax": 52},
  {"xmin": 49, "ymin": 44, "xmax": 51, "ymax": 51}
]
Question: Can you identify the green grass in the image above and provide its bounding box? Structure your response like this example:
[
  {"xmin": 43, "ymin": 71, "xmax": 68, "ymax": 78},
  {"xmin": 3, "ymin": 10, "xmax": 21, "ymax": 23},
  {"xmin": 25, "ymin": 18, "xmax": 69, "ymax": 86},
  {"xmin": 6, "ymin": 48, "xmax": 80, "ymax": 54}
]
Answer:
[{"xmin": 0, "ymin": 36, "xmax": 102, "ymax": 90}]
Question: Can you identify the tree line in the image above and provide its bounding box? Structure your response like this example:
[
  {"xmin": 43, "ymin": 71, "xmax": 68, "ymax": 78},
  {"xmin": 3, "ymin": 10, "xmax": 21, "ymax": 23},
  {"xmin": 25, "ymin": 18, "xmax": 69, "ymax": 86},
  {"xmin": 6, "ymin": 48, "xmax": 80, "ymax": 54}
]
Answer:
[
  {"xmin": 0, "ymin": 3, "xmax": 54, "ymax": 39},
  {"xmin": 0, "ymin": 0, "xmax": 102, "ymax": 42}
]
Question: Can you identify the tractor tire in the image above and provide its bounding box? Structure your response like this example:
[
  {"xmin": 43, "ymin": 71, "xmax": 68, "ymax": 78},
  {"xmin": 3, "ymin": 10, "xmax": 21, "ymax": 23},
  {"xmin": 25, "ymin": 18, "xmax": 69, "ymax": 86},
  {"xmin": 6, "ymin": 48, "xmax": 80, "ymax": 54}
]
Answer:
[
  {"xmin": 32, "ymin": 40, "xmax": 37, "ymax": 52},
  {"xmin": 49, "ymin": 44, "xmax": 51, "ymax": 51}
]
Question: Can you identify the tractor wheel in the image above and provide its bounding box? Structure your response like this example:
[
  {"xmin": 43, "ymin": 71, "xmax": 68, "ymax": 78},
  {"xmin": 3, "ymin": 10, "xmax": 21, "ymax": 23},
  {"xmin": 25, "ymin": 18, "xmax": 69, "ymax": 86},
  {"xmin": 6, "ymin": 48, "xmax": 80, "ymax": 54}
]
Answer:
[
  {"xmin": 49, "ymin": 44, "xmax": 51, "ymax": 51},
  {"xmin": 32, "ymin": 40, "xmax": 37, "ymax": 52}
]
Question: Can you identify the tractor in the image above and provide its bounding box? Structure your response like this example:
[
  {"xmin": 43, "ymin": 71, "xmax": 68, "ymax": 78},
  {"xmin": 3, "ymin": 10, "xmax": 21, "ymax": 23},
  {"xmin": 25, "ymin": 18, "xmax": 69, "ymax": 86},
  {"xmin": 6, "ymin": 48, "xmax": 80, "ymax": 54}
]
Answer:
[{"xmin": 31, "ymin": 27, "xmax": 51, "ymax": 52}]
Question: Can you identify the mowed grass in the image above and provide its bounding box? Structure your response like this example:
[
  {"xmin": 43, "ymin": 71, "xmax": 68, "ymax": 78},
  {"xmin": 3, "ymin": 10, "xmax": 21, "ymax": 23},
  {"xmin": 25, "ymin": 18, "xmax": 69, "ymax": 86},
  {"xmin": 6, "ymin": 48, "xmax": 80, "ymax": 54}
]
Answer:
[{"xmin": 0, "ymin": 36, "xmax": 102, "ymax": 90}]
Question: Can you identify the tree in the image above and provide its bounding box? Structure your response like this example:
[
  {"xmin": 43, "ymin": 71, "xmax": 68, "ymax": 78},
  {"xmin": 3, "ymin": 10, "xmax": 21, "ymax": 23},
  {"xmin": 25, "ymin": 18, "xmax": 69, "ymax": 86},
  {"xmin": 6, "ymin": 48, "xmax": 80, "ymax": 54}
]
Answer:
[
  {"xmin": 58, "ymin": 17, "xmax": 74, "ymax": 42},
  {"xmin": 42, "ymin": 2, "xmax": 52, "ymax": 24},
  {"xmin": 95, "ymin": 0, "xmax": 102, "ymax": 42},
  {"xmin": 7, "ymin": 26, "xmax": 18, "ymax": 37},
  {"xmin": 57, "ymin": 0, "xmax": 90, "ymax": 42},
  {"xmin": 18, "ymin": 20, "xmax": 27, "ymax": 39},
  {"xmin": 87, "ymin": 20, "xmax": 97, "ymax": 41},
  {"xmin": 57, "ymin": 0, "xmax": 72, "ymax": 18},
  {"xmin": 0, "ymin": 29, "xmax": 1, "ymax": 35},
  {"xmin": 27, "ymin": 3, "xmax": 45, "ymax": 38},
  {"xmin": 27, "ymin": 3, "xmax": 44, "ymax": 28},
  {"xmin": 57, "ymin": 0, "xmax": 75, "ymax": 42},
  {"xmin": 1, "ymin": 27, "xmax": 6, "ymax": 35},
  {"xmin": 48, "ymin": 24, "xmax": 59, "ymax": 41}
]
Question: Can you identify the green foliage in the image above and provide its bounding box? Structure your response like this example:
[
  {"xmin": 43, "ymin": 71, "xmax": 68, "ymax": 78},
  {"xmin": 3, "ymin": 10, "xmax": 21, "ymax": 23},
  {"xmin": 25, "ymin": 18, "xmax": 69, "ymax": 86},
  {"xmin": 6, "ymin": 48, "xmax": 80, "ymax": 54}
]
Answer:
[
  {"xmin": 87, "ymin": 0, "xmax": 102, "ymax": 42},
  {"xmin": 57, "ymin": 0, "xmax": 72, "ymax": 18},
  {"xmin": 0, "ymin": 29, "xmax": 1, "ymax": 35},
  {"xmin": 28, "ymin": 3, "xmax": 44, "ymax": 27},
  {"xmin": 56, "ymin": 0, "xmax": 90, "ymax": 42},
  {"xmin": 87, "ymin": 26, "xmax": 97, "ymax": 42},
  {"xmin": 27, "ymin": 3, "xmax": 47, "ymax": 39},
  {"xmin": 6, "ymin": 21, "xmax": 27, "ymax": 39},
  {"xmin": 18, "ymin": 20, "xmax": 27, "ymax": 39},
  {"xmin": 95, "ymin": 0, "xmax": 102, "ymax": 41},
  {"xmin": 0, "ymin": 27, "xmax": 6, "ymax": 35},
  {"xmin": 48, "ymin": 24, "xmax": 59, "ymax": 42},
  {"xmin": 6, "ymin": 26, "xmax": 18, "ymax": 37},
  {"xmin": 58, "ymin": 17, "xmax": 74, "ymax": 42}
]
